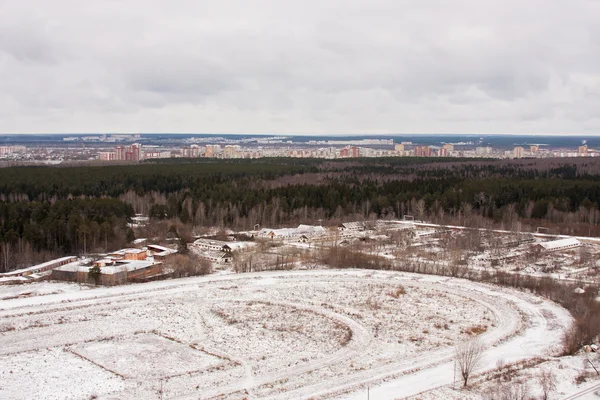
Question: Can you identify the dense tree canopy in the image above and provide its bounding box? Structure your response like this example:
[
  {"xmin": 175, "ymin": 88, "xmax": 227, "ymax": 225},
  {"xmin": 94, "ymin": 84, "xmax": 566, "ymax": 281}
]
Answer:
[{"xmin": 1, "ymin": 157, "xmax": 600, "ymax": 271}]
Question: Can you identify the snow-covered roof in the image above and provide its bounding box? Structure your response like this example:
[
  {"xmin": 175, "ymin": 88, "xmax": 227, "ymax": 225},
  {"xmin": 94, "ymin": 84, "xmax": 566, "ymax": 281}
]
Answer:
[
  {"xmin": 147, "ymin": 244, "xmax": 177, "ymax": 253},
  {"xmin": 297, "ymin": 224, "xmax": 326, "ymax": 234},
  {"xmin": 260, "ymin": 225, "xmax": 327, "ymax": 238},
  {"xmin": 0, "ymin": 256, "xmax": 78, "ymax": 277},
  {"xmin": 101, "ymin": 259, "xmax": 160, "ymax": 274},
  {"xmin": 53, "ymin": 258, "xmax": 94, "ymax": 272},
  {"xmin": 538, "ymin": 238, "xmax": 581, "ymax": 251},
  {"xmin": 192, "ymin": 238, "xmax": 229, "ymax": 246},
  {"xmin": 55, "ymin": 258, "xmax": 159, "ymax": 275},
  {"xmin": 340, "ymin": 222, "xmax": 365, "ymax": 230},
  {"xmin": 414, "ymin": 229, "xmax": 437, "ymax": 237},
  {"xmin": 223, "ymin": 241, "xmax": 257, "ymax": 250},
  {"xmin": 124, "ymin": 248, "xmax": 146, "ymax": 254}
]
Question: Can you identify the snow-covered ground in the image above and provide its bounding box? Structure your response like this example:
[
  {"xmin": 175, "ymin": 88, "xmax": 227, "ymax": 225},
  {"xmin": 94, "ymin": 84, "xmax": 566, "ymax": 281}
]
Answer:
[
  {"xmin": 0, "ymin": 269, "xmax": 575, "ymax": 399},
  {"xmin": 0, "ymin": 281, "xmax": 92, "ymax": 301}
]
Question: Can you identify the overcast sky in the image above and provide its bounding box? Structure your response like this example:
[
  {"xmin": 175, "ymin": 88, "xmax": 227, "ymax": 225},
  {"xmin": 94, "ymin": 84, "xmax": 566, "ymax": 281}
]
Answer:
[{"xmin": 1, "ymin": 1, "xmax": 599, "ymax": 134}]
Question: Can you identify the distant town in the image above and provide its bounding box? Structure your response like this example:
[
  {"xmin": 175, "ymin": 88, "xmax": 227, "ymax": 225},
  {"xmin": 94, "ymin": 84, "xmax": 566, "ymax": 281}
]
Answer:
[{"xmin": 1, "ymin": 133, "xmax": 599, "ymax": 163}]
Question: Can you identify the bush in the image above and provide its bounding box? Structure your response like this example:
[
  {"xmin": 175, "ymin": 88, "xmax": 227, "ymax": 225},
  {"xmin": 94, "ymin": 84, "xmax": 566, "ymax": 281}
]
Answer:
[
  {"xmin": 167, "ymin": 254, "xmax": 212, "ymax": 277},
  {"xmin": 88, "ymin": 265, "xmax": 102, "ymax": 285},
  {"xmin": 388, "ymin": 286, "xmax": 407, "ymax": 298},
  {"xmin": 561, "ymin": 320, "xmax": 591, "ymax": 356}
]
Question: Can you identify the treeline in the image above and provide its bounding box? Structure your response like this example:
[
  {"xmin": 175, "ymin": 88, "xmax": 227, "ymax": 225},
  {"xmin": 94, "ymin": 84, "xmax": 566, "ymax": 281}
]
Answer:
[
  {"xmin": 0, "ymin": 159, "xmax": 317, "ymax": 201},
  {"xmin": 2, "ymin": 157, "xmax": 600, "ymax": 271},
  {"xmin": 0, "ymin": 199, "xmax": 134, "ymax": 272}
]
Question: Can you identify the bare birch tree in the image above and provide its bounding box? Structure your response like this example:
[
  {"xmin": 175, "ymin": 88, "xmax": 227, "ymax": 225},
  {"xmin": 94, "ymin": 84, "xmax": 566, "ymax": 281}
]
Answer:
[{"xmin": 455, "ymin": 338, "xmax": 485, "ymax": 387}]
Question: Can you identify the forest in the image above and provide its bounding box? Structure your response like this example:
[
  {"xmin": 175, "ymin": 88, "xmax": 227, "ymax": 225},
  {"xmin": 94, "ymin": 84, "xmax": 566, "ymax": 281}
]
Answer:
[{"xmin": 2, "ymin": 156, "xmax": 600, "ymax": 271}]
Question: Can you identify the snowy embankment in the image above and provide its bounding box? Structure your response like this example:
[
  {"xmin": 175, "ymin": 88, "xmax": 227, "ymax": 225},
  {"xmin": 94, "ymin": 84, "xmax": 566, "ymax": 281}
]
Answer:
[{"xmin": 0, "ymin": 270, "xmax": 571, "ymax": 400}]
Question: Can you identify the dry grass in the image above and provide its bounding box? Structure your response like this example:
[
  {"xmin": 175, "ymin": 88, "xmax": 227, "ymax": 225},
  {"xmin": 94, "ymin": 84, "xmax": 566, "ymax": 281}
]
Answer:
[
  {"xmin": 388, "ymin": 285, "xmax": 407, "ymax": 298},
  {"xmin": 0, "ymin": 322, "xmax": 16, "ymax": 333},
  {"xmin": 464, "ymin": 324, "xmax": 487, "ymax": 335}
]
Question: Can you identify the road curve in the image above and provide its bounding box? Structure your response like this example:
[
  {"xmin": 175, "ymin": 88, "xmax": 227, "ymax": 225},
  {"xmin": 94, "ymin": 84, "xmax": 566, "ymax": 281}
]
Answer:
[{"xmin": 0, "ymin": 269, "xmax": 572, "ymax": 400}]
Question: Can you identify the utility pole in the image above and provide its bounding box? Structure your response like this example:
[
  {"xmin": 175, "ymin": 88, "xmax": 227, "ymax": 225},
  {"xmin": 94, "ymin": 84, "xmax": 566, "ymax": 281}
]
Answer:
[
  {"xmin": 367, "ymin": 384, "xmax": 370, "ymax": 400},
  {"xmin": 453, "ymin": 358, "xmax": 456, "ymax": 389}
]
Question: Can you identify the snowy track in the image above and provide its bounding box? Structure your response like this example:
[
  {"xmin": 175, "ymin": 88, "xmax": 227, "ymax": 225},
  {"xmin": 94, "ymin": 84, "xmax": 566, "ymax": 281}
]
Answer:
[
  {"xmin": 0, "ymin": 270, "xmax": 571, "ymax": 400},
  {"xmin": 560, "ymin": 382, "xmax": 600, "ymax": 400}
]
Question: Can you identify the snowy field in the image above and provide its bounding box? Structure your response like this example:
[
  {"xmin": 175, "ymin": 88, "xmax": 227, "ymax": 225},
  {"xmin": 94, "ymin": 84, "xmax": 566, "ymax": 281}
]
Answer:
[{"xmin": 0, "ymin": 270, "xmax": 573, "ymax": 399}]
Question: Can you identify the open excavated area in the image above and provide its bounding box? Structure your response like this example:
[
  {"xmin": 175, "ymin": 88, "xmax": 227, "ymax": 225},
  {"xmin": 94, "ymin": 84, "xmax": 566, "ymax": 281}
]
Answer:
[{"xmin": 0, "ymin": 270, "xmax": 571, "ymax": 399}]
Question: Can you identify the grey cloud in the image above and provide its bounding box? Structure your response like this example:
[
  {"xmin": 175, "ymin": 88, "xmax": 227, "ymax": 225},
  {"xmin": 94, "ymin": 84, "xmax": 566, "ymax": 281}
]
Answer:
[
  {"xmin": 125, "ymin": 56, "xmax": 240, "ymax": 98},
  {"xmin": 0, "ymin": 21, "xmax": 65, "ymax": 64},
  {"xmin": 0, "ymin": 0, "xmax": 600, "ymax": 134}
]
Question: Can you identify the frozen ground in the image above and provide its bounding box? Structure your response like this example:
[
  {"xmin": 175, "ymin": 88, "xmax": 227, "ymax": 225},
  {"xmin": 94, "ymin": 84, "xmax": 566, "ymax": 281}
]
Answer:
[
  {"xmin": 0, "ymin": 281, "xmax": 91, "ymax": 301},
  {"xmin": 0, "ymin": 270, "xmax": 573, "ymax": 399}
]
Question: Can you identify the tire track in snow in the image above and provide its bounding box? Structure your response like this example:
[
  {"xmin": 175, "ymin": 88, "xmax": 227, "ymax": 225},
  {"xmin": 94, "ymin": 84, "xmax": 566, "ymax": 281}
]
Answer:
[
  {"xmin": 188, "ymin": 299, "xmax": 372, "ymax": 400},
  {"xmin": 0, "ymin": 270, "xmax": 571, "ymax": 400}
]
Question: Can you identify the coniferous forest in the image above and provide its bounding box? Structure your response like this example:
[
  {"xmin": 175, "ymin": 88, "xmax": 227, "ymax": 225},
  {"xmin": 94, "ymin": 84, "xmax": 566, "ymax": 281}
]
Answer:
[{"xmin": 2, "ymin": 156, "xmax": 600, "ymax": 271}]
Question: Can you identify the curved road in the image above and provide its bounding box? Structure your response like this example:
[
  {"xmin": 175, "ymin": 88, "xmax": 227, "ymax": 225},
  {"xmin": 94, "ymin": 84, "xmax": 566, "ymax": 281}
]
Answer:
[{"xmin": 0, "ymin": 269, "xmax": 572, "ymax": 400}]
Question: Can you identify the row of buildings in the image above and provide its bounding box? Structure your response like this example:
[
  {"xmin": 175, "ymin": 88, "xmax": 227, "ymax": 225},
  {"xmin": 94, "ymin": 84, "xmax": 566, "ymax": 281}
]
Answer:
[
  {"xmin": 98, "ymin": 143, "xmax": 143, "ymax": 161},
  {"xmin": 3, "ymin": 141, "xmax": 598, "ymax": 163},
  {"xmin": 0, "ymin": 145, "xmax": 26, "ymax": 155},
  {"xmin": 0, "ymin": 244, "xmax": 177, "ymax": 286},
  {"xmin": 95, "ymin": 143, "xmax": 598, "ymax": 162}
]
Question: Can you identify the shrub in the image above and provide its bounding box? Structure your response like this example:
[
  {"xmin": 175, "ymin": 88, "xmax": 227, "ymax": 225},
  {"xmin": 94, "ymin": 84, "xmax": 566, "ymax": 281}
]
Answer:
[
  {"xmin": 561, "ymin": 320, "xmax": 591, "ymax": 356},
  {"xmin": 388, "ymin": 286, "xmax": 407, "ymax": 298}
]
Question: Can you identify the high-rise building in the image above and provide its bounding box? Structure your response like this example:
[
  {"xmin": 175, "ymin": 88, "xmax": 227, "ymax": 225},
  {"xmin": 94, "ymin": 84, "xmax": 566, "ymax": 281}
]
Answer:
[
  {"xmin": 578, "ymin": 145, "xmax": 588, "ymax": 155},
  {"xmin": 114, "ymin": 143, "xmax": 141, "ymax": 161},
  {"xmin": 443, "ymin": 143, "xmax": 454, "ymax": 152},
  {"xmin": 130, "ymin": 143, "xmax": 141, "ymax": 161},
  {"xmin": 0, "ymin": 145, "xmax": 25, "ymax": 155},
  {"xmin": 205, "ymin": 145, "xmax": 221, "ymax": 157},
  {"xmin": 115, "ymin": 145, "xmax": 126, "ymax": 160},
  {"xmin": 223, "ymin": 145, "xmax": 241, "ymax": 158},
  {"xmin": 414, "ymin": 146, "xmax": 431, "ymax": 157},
  {"xmin": 513, "ymin": 146, "xmax": 525, "ymax": 158},
  {"xmin": 99, "ymin": 152, "xmax": 116, "ymax": 161},
  {"xmin": 530, "ymin": 145, "xmax": 539, "ymax": 154},
  {"xmin": 181, "ymin": 145, "xmax": 202, "ymax": 158},
  {"xmin": 394, "ymin": 143, "xmax": 405, "ymax": 152}
]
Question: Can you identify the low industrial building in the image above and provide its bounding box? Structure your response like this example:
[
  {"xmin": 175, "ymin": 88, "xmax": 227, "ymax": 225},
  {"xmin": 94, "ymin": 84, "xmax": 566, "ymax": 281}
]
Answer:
[
  {"xmin": 0, "ymin": 256, "xmax": 79, "ymax": 284},
  {"xmin": 147, "ymin": 244, "xmax": 178, "ymax": 259},
  {"xmin": 537, "ymin": 238, "xmax": 581, "ymax": 252},
  {"xmin": 190, "ymin": 238, "xmax": 256, "ymax": 253},
  {"xmin": 195, "ymin": 251, "xmax": 233, "ymax": 264},
  {"xmin": 339, "ymin": 222, "xmax": 366, "ymax": 231},
  {"xmin": 258, "ymin": 224, "xmax": 327, "ymax": 241},
  {"xmin": 51, "ymin": 258, "xmax": 163, "ymax": 286},
  {"xmin": 49, "ymin": 245, "xmax": 176, "ymax": 286}
]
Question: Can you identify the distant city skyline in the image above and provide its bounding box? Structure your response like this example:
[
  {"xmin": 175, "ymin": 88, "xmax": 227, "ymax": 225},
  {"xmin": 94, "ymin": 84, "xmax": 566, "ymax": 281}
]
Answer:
[
  {"xmin": 2, "ymin": 132, "xmax": 600, "ymax": 136},
  {"xmin": 2, "ymin": 133, "xmax": 599, "ymax": 164},
  {"xmin": 1, "ymin": 1, "xmax": 599, "ymax": 134}
]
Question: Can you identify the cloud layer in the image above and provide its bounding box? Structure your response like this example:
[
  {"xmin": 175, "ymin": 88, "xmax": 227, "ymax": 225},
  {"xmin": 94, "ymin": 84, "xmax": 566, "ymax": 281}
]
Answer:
[{"xmin": 1, "ymin": 0, "xmax": 599, "ymax": 134}]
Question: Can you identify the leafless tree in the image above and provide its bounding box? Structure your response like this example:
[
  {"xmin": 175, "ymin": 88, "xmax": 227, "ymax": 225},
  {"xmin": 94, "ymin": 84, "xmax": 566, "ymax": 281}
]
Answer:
[
  {"xmin": 482, "ymin": 379, "xmax": 529, "ymax": 400},
  {"xmin": 166, "ymin": 254, "xmax": 211, "ymax": 277},
  {"xmin": 538, "ymin": 369, "xmax": 556, "ymax": 400},
  {"xmin": 455, "ymin": 337, "xmax": 485, "ymax": 387},
  {"xmin": 561, "ymin": 321, "xmax": 590, "ymax": 355}
]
